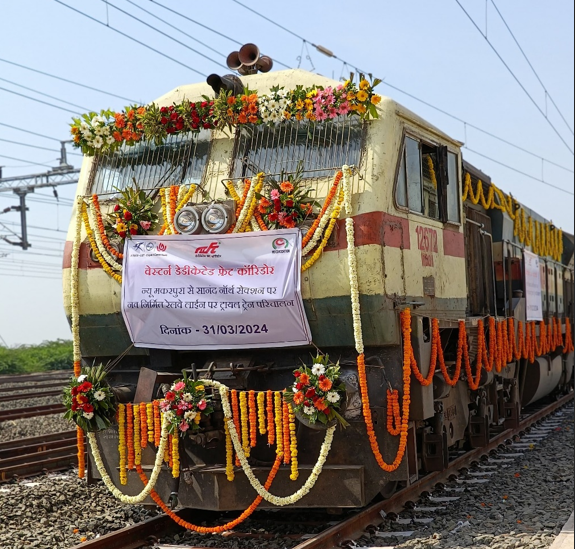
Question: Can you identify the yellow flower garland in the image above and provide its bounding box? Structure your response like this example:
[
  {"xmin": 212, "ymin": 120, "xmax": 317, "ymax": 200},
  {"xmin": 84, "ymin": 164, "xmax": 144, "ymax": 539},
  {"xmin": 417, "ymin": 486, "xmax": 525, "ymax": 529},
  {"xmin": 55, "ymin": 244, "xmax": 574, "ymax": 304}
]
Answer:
[
  {"xmin": 147, "ymin": 403, "xmax": 155, "ymax": 443},
  {"xmin": 224, "ymin": 421, "xmax": 235, "ymax": 482},
  {"xmin": 257, "ymin": 391, "xmax": 267, "ymax": 435},
  {"xmin": 239, "ymin": 175, "xmax": 264, "ymax": 233},
  {"xmin": 117, "ymin": 404, "xmax": 127, "ymax": 485},
  {"xmin": 274, "ymin": 392, "xmax": 283, "ymax": 457},
  {"xmin": 160, "ymin": 188, "xmax": 171, "ymax": 235},
  {"xmin": 172, "ymin": 435, "xmax": 180, "ymax": 478},
  {"xmin": 133, "ymin": 404, "xmax": 141, "ymax": 467},
  {"xmin": 426, "ymin": 155, "xmax": 438, "ymax": 189},
  {"xmin": 288, "ymin": 404, "xmax": 299, "ymax": 481},
  {"xmin": 225, "ymin": 181, "xmax": 241, "ymax": 204},
  {"xmin": 176, "ymin": 184, "xmax": 197, "ymax": 212},
  {"xmin": 302, "ymin": 186, "xmax": 345, "ymax": 271},
  {"xmin": 81, "ymin": 203, "xmax": 122, "ymax": 284},
  {"xmin": 239, "ymin": 391, "xmax": 251, "ymax": 458}
]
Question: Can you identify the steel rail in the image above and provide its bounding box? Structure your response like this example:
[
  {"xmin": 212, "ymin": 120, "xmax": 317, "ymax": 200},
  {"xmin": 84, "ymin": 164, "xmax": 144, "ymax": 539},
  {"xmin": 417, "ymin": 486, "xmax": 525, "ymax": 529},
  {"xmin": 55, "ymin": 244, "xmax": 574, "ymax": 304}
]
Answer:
[
  {"xmin": 291, "ymin": 392, "xmax": 574, "ymax": 549},
  {"xmin": 0, "ymin": 403, "xmax": 66, "ymax": 422},
  {"xmin": 65, "ymin": 393, "xmax": 573, "ymax": 549},
  {"xmin": 0, "ymin": 382, "xmax": 66, "ymax": 393},
  {"xmin": 0, "ymin": 371, "xmax": 71, "ymax": 384},
  {"xmin": 0, "ymin": 389, "xmax": 63, "ymax": 403}
]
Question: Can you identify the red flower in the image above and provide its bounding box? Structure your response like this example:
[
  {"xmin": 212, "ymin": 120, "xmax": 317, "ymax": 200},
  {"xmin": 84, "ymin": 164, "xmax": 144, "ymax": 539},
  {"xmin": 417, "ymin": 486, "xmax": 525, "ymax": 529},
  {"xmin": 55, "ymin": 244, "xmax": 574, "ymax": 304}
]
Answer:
[
  {"xmin": 130, "ymin": 226, "xmax": 138, "ymax": 235},
  {"xmin": 319, "ymin": 375, "xmax": 326, "ymax": 381},
  {"xmin": 274, "ymin": 199, "xmax": 281, "ymax": 212},
  {"xmin": 160, "ymin": 106, "xmax": 168, "ymax": 114},
  {"xmin": 268, "ymin": 213, "xmax": 278, "ymax": 222},
  {"xmin": 114, "ymin": 204, "xmax": 120, "ymax": 212},
  {"xmin": 293, "ymin": 371, "xmax": 301, "ymax": 378},
  {"xmin": 201, "ymin": 101, "xmax": 208, "ymax": 108},
  {"xmin": 79, "ymin": 381, "xmax": 93, "ymax": 392},
  {"xmin": 305, "ymin": 388, "xmax": 316, "ymax": 398},
  {"xmin": 170, "ymin": 112, "xmax": 178, "ymax": 121},
  {"xmin": 71, "ymin": 402, "xmax": 79, "ymax": 412},
  {"xmin": 296, "ymin": 383, "xmax": 304, "ymax": 390},
  {"xmin": 123, "ymin": 210, "xmax": 133, "ymax": 221},
  {"xmin": 71, "ymin": 386, "xmax": 79, "ymax": 396},
  {"xmin": 83, "ymin": 403, "xmax": 94, "ymax": 413},
  {"xmin": 76, "ymin": 394, "xmax": 88, "ymax": 405},
  {"xmin": 161, "ymin": 117, "xmax": 168, "ymax": 125},
  {"xmin": 176, "ymin": 409, "xmax": 184, "ymax": 416},
  {"xmin": 304, "ymin": 400, "xmax": 310, "ymax": 407},
  {"xmin": 118, "ymin": 231, "xmax": 126, "ymax": 239},
  {"xmin": 286, "ymin": 199, "xmax": 294, "ymax": 208},
  {"xmin": 165, "ymin": 391, "xmax": 175, "ymax": 401}
]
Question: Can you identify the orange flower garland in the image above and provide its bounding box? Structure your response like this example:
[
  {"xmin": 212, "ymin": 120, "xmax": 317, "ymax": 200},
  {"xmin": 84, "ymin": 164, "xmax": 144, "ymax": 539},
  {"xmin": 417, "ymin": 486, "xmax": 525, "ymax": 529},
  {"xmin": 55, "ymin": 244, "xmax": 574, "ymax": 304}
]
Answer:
[
  {"xmin": 266, "ymin": 390, "xmax": 275, "ymax": 446},
  {"xmin": 302, "ymin": 170, "xmax": 342, "ymax": 248},
  {"xmin": 248, "ymin": 391, "xmax": 258, "ymax": 448},
  {"xmin": 168, "ymin": 185, "xmax": 180, "ymax": 234},
  {"xmin": 91, "ymin": 194, "xmax": 123, "ymax": 259},
  {"xmin": 274, "ymin": 392, "xmax": 284, "ymax": 457},
  {"xmin": 228, "ymin": 180, "xmax": 251, "ymax": 233},
  {"xmin": 126, "ymin": 403, "xmax": 135, "ymax": 470},
  {"xmin": 565, "ymin": 318, "xmax": 574, "ymax": 353},
  {"xmin": 239, "ymin": 391, "xmax": 250, "ymax": 458},
  {"xmin": 76, "ymin": 427, "xmax": 85, "ymax": 480},
  {"xmin": 386, "ymin": 389, "xmax": 401, "ymax": 436},
  {"xmin": 135, "ymin": 452, "xmax": 282, "ymax": 534}
]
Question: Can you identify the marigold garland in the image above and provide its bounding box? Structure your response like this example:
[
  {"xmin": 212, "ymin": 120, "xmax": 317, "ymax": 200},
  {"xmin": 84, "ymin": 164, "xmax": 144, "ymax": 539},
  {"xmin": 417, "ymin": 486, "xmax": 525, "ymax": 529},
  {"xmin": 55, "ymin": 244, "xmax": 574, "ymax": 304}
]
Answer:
[
  {"xmin": 133, "ymin": 404, "xmax": 142, "ymax": 466},
  {"xmin": 266, "ymin": 390, "xmax": 275, "ymax": 446},
  {"xmin": 153, "ymin": 400, "xmax": 161, "ymax": 447},
  {"xmin": 168, "ymin": 185, "xmax": 179, "ymax": 234},
  {"xmin": 176, "ymin": 184, "xmax": 197, "ymax": 212},
  {"xmin": 239, "ymin": 391, "xmax": 251, "ymax": 458},
  {"xmin": 81, "ymin": 203, "xmax": 122, "ymax": 284},
  {"xmin": 565, "ymin": 318, "xmax": 574, "ymax": 353},
  {"xmin": 126, "ymin": 403, "xmax": 135, "ymax": 470},
  {"xmin": 224, "ymin": 421, "xmax": 235, "ymax": 482},
  {"xmin": 117, "ymin": 403, "xmax": 127, "ymax": 485},
  {"xmin": 386, "ymin": 390, "xmax": 402, "ymax": 436},
  {"xmin": 76, "ymin": 427, "xmax": 85, "ymax": 480},
  {"xmin": 140, "ymin": 403, "xmax": 148, "ymax": 449},
  {"xmin": 288, "ymin": 404, "xmax": 299, "ymax": 481},
  {"xmin": 228, "ymin": 180, "xmax": 251, "ymax": 233},
  {"xmin": 146, "ymin": 403, "xmax": 155, "ymax": 444},
  {"xmin": 231, "ymin": 390, "xmax": 242, "ymax": 466},
  {"xmin": 248, "ymin": 390, "xmax": 258, "ymax": 448},
  {"xmin": 282, "ymin": 399, "xmax": 291, "ymax": 465},
  {"xmin": 160, "ymin": 188, "xmax": 170, "ymax": 235},
  {"xmin": 171, "ymin": 435, "xmax": 180, "ymax": 478},
  {"xmin": 274, "ymin": 391, "xmax": 284, "ymax": 457},
  {"xmin": 257, "ymin": 391, "xmax": 267, "ymax": 436},
  {"xmin": 135, "ymin": 454, "xmax": 282, "ymax": 533},
  {"xmin": 302, "ymin": 171, "xmax": 342, "ymax": 248},
  {"xmin": 91, "ymin": 194, "xmax": 123, "ymax": 259}
]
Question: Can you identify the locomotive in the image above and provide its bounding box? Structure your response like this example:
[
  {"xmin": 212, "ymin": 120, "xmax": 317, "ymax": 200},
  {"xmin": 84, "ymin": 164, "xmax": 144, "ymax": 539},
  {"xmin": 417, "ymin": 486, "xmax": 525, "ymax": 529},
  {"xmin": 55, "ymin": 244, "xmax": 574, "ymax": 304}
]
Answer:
[{"xmin": 63, "ymin": 64, "xmax": 574, "ymax": 511}]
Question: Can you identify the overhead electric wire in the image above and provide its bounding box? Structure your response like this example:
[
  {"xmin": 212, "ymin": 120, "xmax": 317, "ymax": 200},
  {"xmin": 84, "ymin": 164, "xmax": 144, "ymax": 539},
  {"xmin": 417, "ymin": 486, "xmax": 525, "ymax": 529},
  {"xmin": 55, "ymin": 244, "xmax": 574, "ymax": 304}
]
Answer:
[
  {"xmin": 148, "ymin": 0, "xmax": 292, "ymax": 69},
  {"xmin": 0, "ymin": 57, "xmax": 137, "ymax": 103},
  {"xmin": 0, "ymin": 137, "xmax": 82, "ymax": 157},
  {"xmin": 0, "ymin": 122, "xmax": 61, "ymax": 142},
  {"xmin": 0, "ymin": 76, "xmax": 90, "ymax": 111},
  {"xmin": 0, "ymin": 154, "xmax": 55, "ymax": 168},
  {"xmin": 54, "ymin": 0, "xmax": 208, "ymax": 77},
  {"xmin": 453, "ymin": 0, "xmax": 574, "ymax": 155},
  {"xmin": 489, "ymin": 0, "xmax": 574, "ymax": 136},
  {"xmin": 463, "ymin": 147, "xmax": 574, "ymax": 195},
  {"xmin": 0, "ymin": 86, "xmax": 78, "ymax": 114},
  {"xmin": 102, "ymin": 0, "xmax": 228, "ymax": 70},
  {"xmin": 230, "ymin": 1, "xmax": 574, "ymax": 189}
]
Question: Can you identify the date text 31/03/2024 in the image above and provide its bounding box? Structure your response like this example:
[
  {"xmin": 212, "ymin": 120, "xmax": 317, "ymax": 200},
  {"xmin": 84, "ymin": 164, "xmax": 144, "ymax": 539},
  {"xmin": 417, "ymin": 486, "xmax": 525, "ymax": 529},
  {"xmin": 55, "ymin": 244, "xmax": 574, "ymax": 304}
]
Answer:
[{"xmin": 159, "ymin": 324, "xmax": 270, "ymax": 336}]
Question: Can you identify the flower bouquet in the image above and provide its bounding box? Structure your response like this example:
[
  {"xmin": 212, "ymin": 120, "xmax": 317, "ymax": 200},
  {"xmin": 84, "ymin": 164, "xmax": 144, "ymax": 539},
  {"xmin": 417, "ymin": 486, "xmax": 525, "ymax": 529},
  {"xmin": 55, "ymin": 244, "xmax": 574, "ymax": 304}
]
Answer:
[
  {"xmin": 286, "ymin": 354, "xmax": 349, "ymax": 429},
  {"xmin": 63, "ymin": 365, "xmax": 116, "ymax": 432},
  {"xmin": 106, "ymin": 182, "xmax": 158, "ymax": 239},
  {"xmin": 257, "ymin": 163, "xmax": 316, "ymax": 229},
  {"xmin": 159, "ymin": 371, "xmax": 213, "ymax": 436}
]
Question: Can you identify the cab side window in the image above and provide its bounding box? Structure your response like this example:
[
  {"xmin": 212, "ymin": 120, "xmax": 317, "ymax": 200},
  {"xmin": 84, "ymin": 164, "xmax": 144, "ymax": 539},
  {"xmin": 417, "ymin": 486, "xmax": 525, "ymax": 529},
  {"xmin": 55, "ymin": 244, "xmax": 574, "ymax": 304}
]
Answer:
[{"xmin": 395, "ymin": 135, "xmax": 460, "ymax": 223}]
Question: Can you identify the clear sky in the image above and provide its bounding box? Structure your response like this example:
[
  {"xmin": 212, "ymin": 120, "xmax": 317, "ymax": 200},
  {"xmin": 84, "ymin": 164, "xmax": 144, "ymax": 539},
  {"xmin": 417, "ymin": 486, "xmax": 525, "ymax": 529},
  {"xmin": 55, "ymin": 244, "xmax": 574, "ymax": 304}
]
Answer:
[{"xmin": 0, "ymin": 0, "xmax": 573, "ymax": 346}]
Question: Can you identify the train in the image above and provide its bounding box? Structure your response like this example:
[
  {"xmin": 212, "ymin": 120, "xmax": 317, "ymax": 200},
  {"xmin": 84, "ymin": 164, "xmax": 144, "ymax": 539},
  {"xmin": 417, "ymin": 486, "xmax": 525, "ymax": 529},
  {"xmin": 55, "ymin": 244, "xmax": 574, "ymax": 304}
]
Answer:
[{"xmin": 63, "ymin": 60, "xmax": 574, "ymax": 512}]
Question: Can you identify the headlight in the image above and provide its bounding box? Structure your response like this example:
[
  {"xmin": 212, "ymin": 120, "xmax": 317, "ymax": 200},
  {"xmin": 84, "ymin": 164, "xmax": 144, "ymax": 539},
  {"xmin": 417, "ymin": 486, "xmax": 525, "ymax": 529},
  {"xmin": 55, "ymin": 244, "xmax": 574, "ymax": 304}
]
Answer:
[
  {"xmin": 201, "ymin": 203, "xmax": 233, "ymax": 234},
  {"xmin": 174, "ymin": 206, "xmax": 204, "ymax": 234}
]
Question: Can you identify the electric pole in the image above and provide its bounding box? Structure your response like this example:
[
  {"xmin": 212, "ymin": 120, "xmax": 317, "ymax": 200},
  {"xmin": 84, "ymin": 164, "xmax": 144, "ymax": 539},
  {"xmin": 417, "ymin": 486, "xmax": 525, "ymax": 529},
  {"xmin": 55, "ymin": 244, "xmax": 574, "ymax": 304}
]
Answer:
[{"xmin": 0, "ymin": 141, "xmax": 80, "ymax": 250}]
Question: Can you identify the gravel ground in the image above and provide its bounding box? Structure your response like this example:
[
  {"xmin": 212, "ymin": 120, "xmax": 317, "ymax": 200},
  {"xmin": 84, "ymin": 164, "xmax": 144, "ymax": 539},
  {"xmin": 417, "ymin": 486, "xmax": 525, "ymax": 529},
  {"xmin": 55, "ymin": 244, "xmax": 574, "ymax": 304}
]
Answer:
[
  {"xmin": 0, "ymin": 471, "xmax": 158, "ymax": 549},
  {"xmin": 354, "ymin": 403, "xmax": 574, "ymax": 549},
  {"xmin": 0, "ymin": 393, "xmax": 63, "ymax": 412},
  {"xmin": 0, "ymin": 415, "xmax": 73, "ymax": 443}
]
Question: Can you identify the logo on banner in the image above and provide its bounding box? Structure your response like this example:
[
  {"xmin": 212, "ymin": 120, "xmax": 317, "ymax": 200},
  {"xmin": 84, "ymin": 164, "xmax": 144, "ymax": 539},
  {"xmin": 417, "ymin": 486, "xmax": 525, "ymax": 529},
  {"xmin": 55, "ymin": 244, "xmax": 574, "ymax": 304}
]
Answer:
[
  {"xmin": 145, "ymin": 242, "xmax": 155, "ymax": 252},
  {"xmin": 272, "ymin": 238, "xmax": 290, "ymax": 254},
  {"xmin": 195, "ymin": 242, "xmax": 221, "ymax": 258},
  {"xmin": 157, "ymin": 243, "xmax": 167, "ymax": 252}
]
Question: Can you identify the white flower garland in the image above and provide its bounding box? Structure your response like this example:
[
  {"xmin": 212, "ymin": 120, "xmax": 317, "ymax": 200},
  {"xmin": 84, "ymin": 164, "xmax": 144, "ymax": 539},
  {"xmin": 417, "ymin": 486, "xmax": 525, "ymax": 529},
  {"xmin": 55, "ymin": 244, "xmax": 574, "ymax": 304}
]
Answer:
[
  {"xmin": 250, "ymin": 217, "xmax": 261, "ymax": 232},
  {"xmin": 203, "ymin": 379, "xmax": 335, "ymax": 506},
  {"xmin": 87, "ymin": 198, "xmax": 123, "ymax": 272},
  {"xmin": 302, "ymin": 189, "xmax": 339, "ymax": 256},
  {"xmin": 71, "ymin": 197, "xmax": 83, "ymax": 362},
  {"xmin": 233, "ymin": 173, "xmax": 263, "ymax": 233},
  {"xmin": 341, "ymin": 165, "xmax": 364, "ymax": 354},
  {"xmin": 87, "ymin": 414, "xmax": 170, "ymax": 504}
]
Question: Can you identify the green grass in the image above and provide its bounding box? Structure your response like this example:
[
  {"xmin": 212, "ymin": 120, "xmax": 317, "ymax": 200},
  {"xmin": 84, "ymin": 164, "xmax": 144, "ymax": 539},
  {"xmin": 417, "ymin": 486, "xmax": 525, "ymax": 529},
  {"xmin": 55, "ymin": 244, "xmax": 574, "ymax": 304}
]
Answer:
[{"xmin": 0, "ymin": 339, "xmax": 73, "ymax": 374}]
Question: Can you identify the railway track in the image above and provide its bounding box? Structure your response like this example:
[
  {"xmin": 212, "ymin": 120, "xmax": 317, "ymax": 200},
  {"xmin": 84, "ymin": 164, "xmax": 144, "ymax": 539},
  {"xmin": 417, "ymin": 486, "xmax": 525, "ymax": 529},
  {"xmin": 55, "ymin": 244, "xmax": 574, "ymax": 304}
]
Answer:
[
  {"xmin": 0, "ymin": 370, "xmax": 71, "ymax": 385},
  {"xmin": 0, "ymin": 381, "xmax": 66, "ymax": 394},
  {"xmin": 68, "ymin": 392, "xmax": 574, "ymax": 549},
  {"xmin": 0, "ymin": 403, "xmax": 66, "ymax": 422},
  {"xmin": 0, "ymin": 389, "xmax": 63, "ymax": 403},
  {"xmin": 0, "ymin": 430, "xmax": 79, "ymax": 482}
]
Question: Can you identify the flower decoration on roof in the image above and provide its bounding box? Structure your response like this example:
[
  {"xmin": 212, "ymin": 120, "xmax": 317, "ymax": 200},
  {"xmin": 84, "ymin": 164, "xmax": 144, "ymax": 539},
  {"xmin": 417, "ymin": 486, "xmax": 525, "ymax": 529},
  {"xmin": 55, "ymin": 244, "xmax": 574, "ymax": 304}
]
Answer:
[{"xmin": 70, "ymin": 74, "xmax": 382, "ymax": 155}]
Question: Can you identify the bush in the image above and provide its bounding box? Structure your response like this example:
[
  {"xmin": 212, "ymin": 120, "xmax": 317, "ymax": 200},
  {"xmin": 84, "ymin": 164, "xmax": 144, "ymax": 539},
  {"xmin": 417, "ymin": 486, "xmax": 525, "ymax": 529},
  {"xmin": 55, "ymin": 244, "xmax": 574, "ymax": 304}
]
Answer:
[{"xmin": 0, "ymin": 340, "xmax": 74, "ymax": 375}]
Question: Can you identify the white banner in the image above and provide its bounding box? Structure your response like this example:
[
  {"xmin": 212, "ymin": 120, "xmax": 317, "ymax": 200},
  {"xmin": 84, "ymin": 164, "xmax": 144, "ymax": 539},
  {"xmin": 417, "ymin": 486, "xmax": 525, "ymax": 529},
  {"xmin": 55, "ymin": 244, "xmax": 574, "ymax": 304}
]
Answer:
[
  {"xmin": 121, "ymin": 229, "xmax": 312, "ymax": 350},
  {"xmin": 524, "ymin": 250, "xmax": 543, "ymax": 321}
]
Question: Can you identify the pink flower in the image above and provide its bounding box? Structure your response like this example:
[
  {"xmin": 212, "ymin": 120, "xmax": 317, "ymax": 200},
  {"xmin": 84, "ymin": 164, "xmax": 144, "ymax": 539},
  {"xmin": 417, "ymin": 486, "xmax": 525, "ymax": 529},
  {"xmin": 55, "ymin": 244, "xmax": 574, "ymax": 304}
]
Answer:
[
  {"xmin": 315, "ymin": 109, "xmax": 328, "ymax": 121},
  {"xmin": 270, "ymin": 189, "xmax": 280, "ymax": 200},
  {"xmin": 338, "ymin": 102, "xmax": 350, "ymax": 116},
  {"xmin": 159, "ymin": 400, "xmax": 171, "ymax": 412},
  {"xmin": 179, "ymin": 421, "xmax": 190, "ymax": 432},
  {"xmin": 173, "ymin": 381, "xmax": 185, "ymax": 392},
  {"xmin": 198, "ymin": 399, "xmax": 207, "ymax": 411},
  {"xmin": 140, "ymin": 220, "xmax": 151, "ymax": 230}
]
